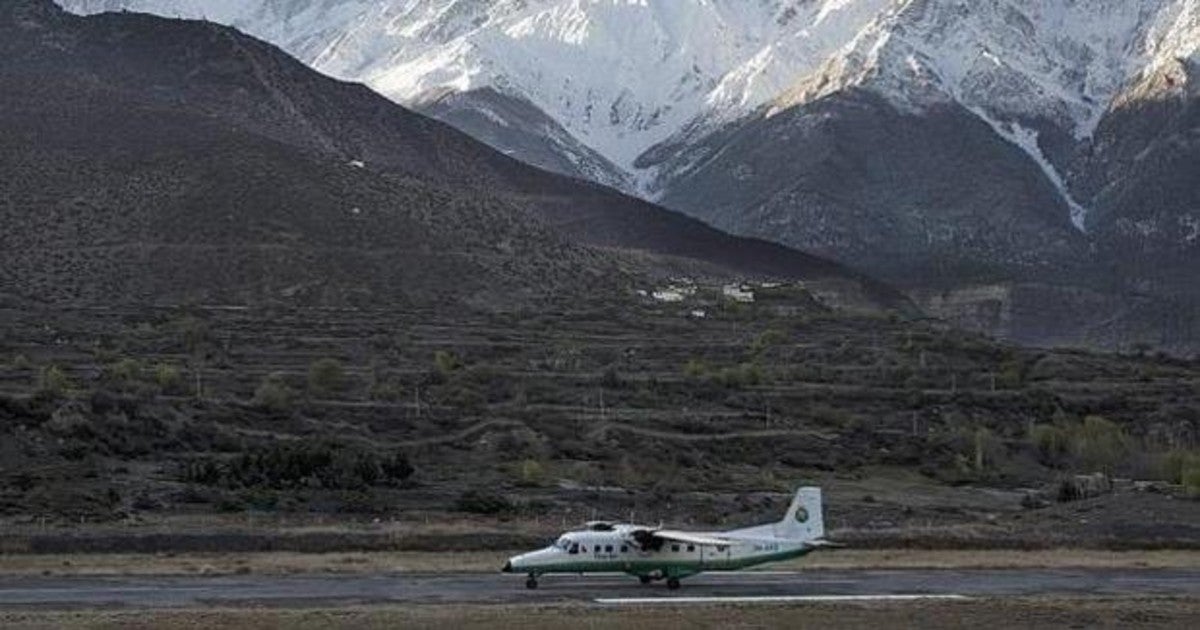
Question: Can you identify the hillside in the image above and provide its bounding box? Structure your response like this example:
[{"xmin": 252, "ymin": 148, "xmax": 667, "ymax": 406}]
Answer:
[
  {"xmin": 3, "ymin": 0, "xmax": 904, "ymax": 313},
  {"xmin": 60, "ymin": 0, "xmax": 1200, "ymax": 352}
]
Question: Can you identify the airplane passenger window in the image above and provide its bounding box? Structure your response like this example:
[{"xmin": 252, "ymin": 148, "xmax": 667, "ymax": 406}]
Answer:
[
  {"xmin": 671, "ymin": 544, "xmax": 680, "ymax": 552},
  {"xmin": 605, "ymin": 545, "xmax": 613, "ymax": 552},
  {"xmin": 569, "ymin": 543, "xmax": 579, "ymax": 555},
  {"xmin": 620, "ymin": 545, "xmax": 628, "ymax": 553},
  {"xmin": 687, "ymin": 545, "xmax": 695, "ymax": 552}
]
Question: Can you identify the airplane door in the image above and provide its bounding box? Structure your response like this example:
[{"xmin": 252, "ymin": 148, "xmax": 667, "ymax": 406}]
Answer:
[{"xmin": 701, "ymin": 544, "xmax": 730, "ymax": 568}]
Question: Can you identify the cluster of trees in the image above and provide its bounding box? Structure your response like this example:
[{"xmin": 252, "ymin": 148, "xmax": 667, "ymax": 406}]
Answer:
[{"xmin": 181, "ymin": 442, "xmax": 414, "ymax": 491}]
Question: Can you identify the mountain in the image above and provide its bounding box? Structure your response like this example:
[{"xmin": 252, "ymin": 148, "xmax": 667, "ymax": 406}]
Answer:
[
  {"xmin": 45, "ymin": 1, "xmax": 1200, "ymax": 351},
  {"xmin": 4, "ymin": 0, "xmax": 904, "ymax": 313},
  {"xmin": 55, "ymin": 0, "xmax": 875, "ymax": 193}
]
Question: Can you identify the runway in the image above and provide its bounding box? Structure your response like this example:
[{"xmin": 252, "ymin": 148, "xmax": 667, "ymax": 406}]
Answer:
[{"xmin": 0, "ymin": 568, "xmax": 1196, "ymax": 608}]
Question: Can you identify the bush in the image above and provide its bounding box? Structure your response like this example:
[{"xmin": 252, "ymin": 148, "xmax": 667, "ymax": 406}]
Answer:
[
  {"xmin": 183, "ymin": 443, "xmax": 414, "ymax": 490},
  {"xmin": 433, "ymin": 350, "xmax": 460, "ymax": 376},
  {"xmin": 683, "ymin": 358, "xmax": 708, "ymax": 379},
  {"xmin": 1162, "ymin": 450, "xmax": 1200, "ymax": 485},
  {"xmin": 37, "ymin": 365, "xmax": 71, "ymax": 398},
  {"xmin": 1071, "ymin": 415, "xmax": 1129, "ymax": 474},
  {"xmin": 253, "ymin": 372, "xmax": 295, "ymax": 412},
  {"xmin": 996, "ymin": 360, "xmax": 1024, "ymax": 389},
  {"xmin": 1029, "ymin": 424, "xmax": 1069, "ymax": 466},
  {"xmin": 972, "ymin": 427, "xmax": 1004, "ymax": 472},
  {"xmin": 714, "ymin": 363, "xmax": 763, "ymax": 388},
  {"xmin": 1183, "ymin": 466, "xmax": 1200, "ymax": 498},
  {"xmin": 105, "ymin": 358, "xmax": 143, "ymax": 388},
  {"xmin": 514, "ymin": 459, "xmax": 547, "ymax": 487},
  {"xmin": 308, "ymin": 358, "xmax": 347, "ymax": 398},
  {"xmin": 154, "ymin": 363, "xmax": 184, "ymax": 393},
  {"xmin": 750, "ymin": 328, "xmax": 788, "ymax": 356}
]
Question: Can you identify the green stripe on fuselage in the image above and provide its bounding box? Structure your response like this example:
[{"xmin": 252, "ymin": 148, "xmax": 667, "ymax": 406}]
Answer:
[{"xmin": 530, "ymin": 547, "xmax": 812, "ymax": 577}]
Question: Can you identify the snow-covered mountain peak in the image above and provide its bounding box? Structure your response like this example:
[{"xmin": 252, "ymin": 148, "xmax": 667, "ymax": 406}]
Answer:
[
  {"xmin": 57, "ymin": 0, "xmax": 1200, "ymax": 201},
  {"xmin": 57, "ymin": 0, "xmax": 890, "ymax": 173}
]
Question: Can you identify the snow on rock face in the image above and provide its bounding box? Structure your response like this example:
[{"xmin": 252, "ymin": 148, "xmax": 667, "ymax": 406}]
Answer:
[
  {"xmin": 55, "ymin": 0, "xmax": 889, "ymax": 174},
  {"xmin": 57, "ymin": 0, "xmax": 1200, "ymax": 202}
]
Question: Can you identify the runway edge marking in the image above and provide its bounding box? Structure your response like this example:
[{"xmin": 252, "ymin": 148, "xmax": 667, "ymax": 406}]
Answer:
[{"xmin": 595, "ymin": 594, "xmax": 971, "ymax": 605}]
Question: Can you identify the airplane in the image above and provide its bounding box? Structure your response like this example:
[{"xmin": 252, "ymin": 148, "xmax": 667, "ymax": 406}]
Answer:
[{"xmin": 502, "ymin": 486, "xmax": 837, "ymax": 590}]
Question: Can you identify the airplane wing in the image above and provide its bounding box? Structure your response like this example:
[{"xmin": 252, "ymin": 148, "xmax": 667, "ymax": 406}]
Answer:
[{"xmin": 628, "ymin": 529, "xmax": 731, "ymax": 548}]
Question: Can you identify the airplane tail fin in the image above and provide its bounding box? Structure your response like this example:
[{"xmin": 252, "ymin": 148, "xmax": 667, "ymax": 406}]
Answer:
[
  {"xmin": 777, "ymin": 486, "xmax": 824, "ymax": 541},
  {"xmin": 726, "ymin": 486, "xmax": 825, "ymax": 541}
]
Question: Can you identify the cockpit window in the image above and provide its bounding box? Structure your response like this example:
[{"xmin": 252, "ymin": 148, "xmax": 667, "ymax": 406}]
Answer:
[{"xmin": 555, "ymin": 537, "xmax": 571, "ymax": 550}]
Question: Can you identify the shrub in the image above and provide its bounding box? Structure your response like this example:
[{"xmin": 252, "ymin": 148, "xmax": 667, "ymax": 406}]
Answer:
[
  {"xmin": 1183, "ymin": 466, "xmax": 1200, "ymax": 498},
  {"xmin": 514, "ymin": 459, "xmax": 547, "ymax": 487},
  {"xmin": 601, "ymin": 366, "xmax": 622, "ymax": 389},
  {"xmin": 972, "ymin": 427, "xmax": 1004, "ymax": 472},
  {"xmin": 996, "ymin": 360, "xmax": 1024, "ymax": 389},
  {"xmin": 1029, "ymin": 424, "xmax": 1069, "ymax": 465},
  {"xmin": 37, "ymin": 365, "xmax": 71, "ymax": 398},
  {"xmin": 105, "ymin": 358, "xmax": 143, "ymax": 386},
  {"xmin": 253, "ymin": 372, "xmax": 295, "ymax": 412},
  {"xmin": 433, "ymin": 350, "xmax": 460, "ymax": 376},
  {"xmin": 184, "ymin": 443, "xmax": 414, "ymax": 490},
  {"xmin": 714, "ymin": 363, "xmax": 763, "ymax": 388},
  {"xmin": 683, "ymin": 358, "xmax": 708, "ymax": 379},
  {"xmin": 154, "ymin": 363, "xmax": 184, "ymax": 393},
  {"xmin": 174, "ymin": 315, "xmax": 211, "ymax": 354},
  {"xmin": 1070, "ymin": 415, "xmax": 1129, "ymax": 474},
  {"xmin": 308, "ymin": 358, "xmax": 346, "ymax": 397},
  {"xmin": 1162, "ymin": 450, "xmax": 1200, "ymax": 485},
  {"xmin": 750, "ymin": 328, "xmax": 789, "ymax": 356}
]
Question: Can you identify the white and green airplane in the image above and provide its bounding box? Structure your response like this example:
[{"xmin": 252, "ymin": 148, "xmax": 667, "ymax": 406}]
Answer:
[{"xmin": 502, "ymin": 486, "xmax": 836, "ymax": 590}]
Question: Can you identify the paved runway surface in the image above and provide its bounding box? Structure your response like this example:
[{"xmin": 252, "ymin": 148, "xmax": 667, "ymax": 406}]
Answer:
[{"xmin": 0, "ymin": 568, "xmax": 1197, "ymax": 608}]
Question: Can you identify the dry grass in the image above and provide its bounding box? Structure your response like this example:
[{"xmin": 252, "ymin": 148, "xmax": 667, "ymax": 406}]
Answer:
[
  {"xmin": 2, "ymin": 549, "xmax": 1197, "ymax": 578},
  {"xmin": 0, "ymin": 597, "xmax": 1196, "ymax": 629}
]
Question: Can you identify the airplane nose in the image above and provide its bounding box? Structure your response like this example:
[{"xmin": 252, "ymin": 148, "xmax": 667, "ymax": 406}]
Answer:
[{"xmin": 501, "ymin": 560, "xmax": 513, "ymax": 573}]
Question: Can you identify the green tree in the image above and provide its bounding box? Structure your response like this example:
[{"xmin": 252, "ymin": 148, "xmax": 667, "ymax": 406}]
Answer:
[
  {"xmin": 253, "ymin": 372, "xmax": 295, "ymax": 412},
  {"xmin": 308, "ymin": 358, "xmax": 347, "ymax": 398},
  {"xmin": 1029, "ymin": 424, "xmax": 1069, "ymax": 466},
  {"xmin": 1070, "ymin": 416, "xmax": 1129, "ymax": 474}
]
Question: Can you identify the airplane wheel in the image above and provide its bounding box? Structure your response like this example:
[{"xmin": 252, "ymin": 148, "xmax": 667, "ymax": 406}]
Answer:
[
  {"xmin": 639, "ymin": 575, "xmax": 652, "ymax": 585},
  {"xmin": 526, "ymin": 576, "xmax": 539, "ymax": 590},
  {"xmin": 666, "ymin": 577, "xmax": 681, "ymax": 590}
]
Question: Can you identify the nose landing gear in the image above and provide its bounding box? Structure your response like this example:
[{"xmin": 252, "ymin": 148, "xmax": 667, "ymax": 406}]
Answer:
[
  {"xmin": 666, "ymin": 577, "xmax": 681, "ymax": 590},
  {"xmin": 525, "ymin": 574, "xmax": 539, "ymax": 590}
]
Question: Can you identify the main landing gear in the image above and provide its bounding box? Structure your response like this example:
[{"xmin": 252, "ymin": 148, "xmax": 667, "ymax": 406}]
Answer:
[
  {"xmin": 637, "ymin": 573, "xmax": 683, "ymax": 589},
  {"xmin": 525, "ymin": 574, "xmax": 539, "ymax": 590}
]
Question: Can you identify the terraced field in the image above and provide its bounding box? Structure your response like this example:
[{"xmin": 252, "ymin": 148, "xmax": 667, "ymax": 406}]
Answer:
[{"xmin": 0, "ymin": 296, "xmax": 1198, "ymax": 549}]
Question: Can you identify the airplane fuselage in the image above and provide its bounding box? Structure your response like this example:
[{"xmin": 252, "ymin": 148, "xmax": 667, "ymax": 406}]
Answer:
[
  {"xmin": 505, "ymin": 528, "xmax": 813, "ymax": 580},
  {"xmin": 503, "ymin": 486, "xmax": 830, "ymax": 589}
]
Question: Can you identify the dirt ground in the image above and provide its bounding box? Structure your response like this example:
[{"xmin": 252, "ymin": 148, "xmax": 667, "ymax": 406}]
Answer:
[
  {"xmin": 1, "ymin": 549, "xmax": 1198, "ymax": 578},
  {"xmin": 0, "ymin": 597, "xmax": 1196, "ymax": 630}
]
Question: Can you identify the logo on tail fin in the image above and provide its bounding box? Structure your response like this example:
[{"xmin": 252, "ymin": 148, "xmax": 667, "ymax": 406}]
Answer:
[{"xmin": 794, "ymin": 507, "xmax": 809, "ymax": 523}]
